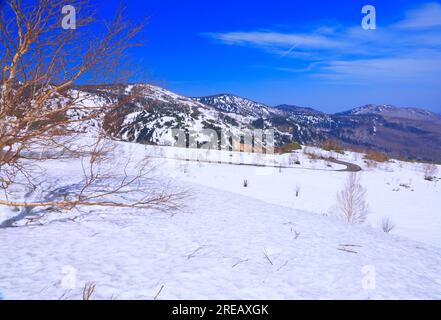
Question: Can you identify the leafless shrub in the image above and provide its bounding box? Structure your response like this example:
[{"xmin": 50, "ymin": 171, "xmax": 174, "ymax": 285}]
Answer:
[
  {"xmin": 423, "ymin": 163, "xmax": 438, "ymax": 181},
  {"xmin": 0, "ymin": 1, "xmax": 185, "ymax": 222},
  {"xmin": 365, "ymin": 151, "xmax": 389, "ymax": 163},
  {"xmin": 243, "ymin": 179, "xmax": 248, "ymax": 188},
  {"xmin": 399, "ymin": 183, "xmax": 411, "ymax": 189},
  {"xmin": 82, "ymin": 282, "xmax": 96, "ymax": 300},
  {"xmin": 336, "ymin": 173, "xmax": 369, "ymax": 224},
  {"xmin": 295, "ymin": 185, "xmax": 301, "ymax": 197},
  {"xmin": 289, "ymin": 154, "xmax": 300, "ymax": 166},
  {"xmin": 366, "ymin": 160, "xmax": 377, "ymax": 169},
  {"xmin": 381, "ymin": 217, "xmax": 396, "ymax": 233},
  {"xmin": 322, "ymin": 140, "xmax": 344, "ymax": 154},
  {"xmin": 302, "ymin": 147, "xmax": 319, "ymax": 162},
  {"xmin": 305, "ymin": 151, "xmax": 320, "ymax": 161}
]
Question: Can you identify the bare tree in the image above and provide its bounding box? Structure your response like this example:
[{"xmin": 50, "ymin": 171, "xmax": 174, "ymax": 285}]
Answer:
[
  {"xmin": 0, "ymin": 0, "xmax": 185, "ymax": 224},
  {"xmin": 336, "ymin": 173, "xmax": 369, "ymax": 224}
]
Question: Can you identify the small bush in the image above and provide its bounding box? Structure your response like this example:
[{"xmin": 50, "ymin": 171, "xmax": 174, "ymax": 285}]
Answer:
[
  {"xmin": 295, "ymin": 185, "xmax": 301, "ymax": 197},
  {"xmin": 243, "ymin": 179, "xmax": 248, "ymax": 188},
  {"xmin": 365, "ymin": 151, "xmax": 389, "ymax": 163},
  {"xmin": 322, "ymin": 140, "xmax": 344, "ymax": 154},
  {"xmin": 277, "ymin": 143, "xmax": 302, "ymax": 154},
  {"xmin": 381, "ymin": 217, "xmax": 396, "ymax": 233},
  {"xmin": 305, "ymin": 151, "xmax": 320, "ymax": 161},
  {"xmin": 289, "ymin": 154, "xmax": 300, "ymax": 166},
  {"xmin": 423, "ymin": 163, "xmax": 438, "ymax": 181},
  {"xmin": 365, "ymin": 160, "xmax": 377, "ymax": 168},
  {"xmin": 83, "ymin": 282, "xmax": 96, "ymax": 300}
]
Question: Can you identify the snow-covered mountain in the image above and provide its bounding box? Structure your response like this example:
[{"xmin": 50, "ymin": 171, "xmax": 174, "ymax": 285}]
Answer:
[
  {"xmin": 70, "ymin": 84, "xmax": 441, "ymax": 162},
  {"xmin": 340, "ymin": 104, "xmax": 441, "ymax": 123},
  {"xmin": 192, "ymin": 94, "xmax": 275, "ymax": 118},
  {"xmin": 95, "ymin": 84, "xmax": 246, "ymax": 146},
  {"xmin": 79, "ymin": 85, "xmax": 296, "ymax": 147},
  {"xmin": 275, "ymin": 104, "xmax": 324, "ymax": 116}
]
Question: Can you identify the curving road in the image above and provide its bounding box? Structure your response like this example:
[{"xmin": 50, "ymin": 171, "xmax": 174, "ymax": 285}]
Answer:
[
  {"xmin": 150, "ymin": 154, "xmax": 362, "ymax": 173},
  {"xmin": 328, "ymin": 158, "xmax": 362, "ymax": 172},
  {"xmin": 9, "ymin": 149, "xmax": 362, "ymax": 173}
]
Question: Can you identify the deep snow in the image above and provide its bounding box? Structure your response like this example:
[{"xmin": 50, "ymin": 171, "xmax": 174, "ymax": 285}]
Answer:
[{"xmin": 1, "ymin": 141, "xmax": 441, "ymax": 300}]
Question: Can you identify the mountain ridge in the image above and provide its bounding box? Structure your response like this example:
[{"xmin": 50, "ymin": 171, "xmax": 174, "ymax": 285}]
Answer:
[
  {"xmin": 337, "ymin": 104, "xmax": 441, "ymax": 123},
  {"xmin": 74, "ymin": 83, "xmax": 441, "ymax": 162}
]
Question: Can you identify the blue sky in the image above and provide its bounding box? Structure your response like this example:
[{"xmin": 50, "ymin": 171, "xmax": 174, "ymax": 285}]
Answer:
[{"xmin": 98, "ymin": 0, "xmax": 441, "ymax": 112}]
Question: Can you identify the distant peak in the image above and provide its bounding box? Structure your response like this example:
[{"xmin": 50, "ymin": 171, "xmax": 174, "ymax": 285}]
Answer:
[
  {"xmin": 275, "ymin": 104, "xmax": 323, "ymax": 115},
  {"xmin": 192, "ymin": 93, "xmax": 271, "ymax": 117},
  {"xmin": 338, "ymin": 104, "xmax": 441, "ymax": 122}
]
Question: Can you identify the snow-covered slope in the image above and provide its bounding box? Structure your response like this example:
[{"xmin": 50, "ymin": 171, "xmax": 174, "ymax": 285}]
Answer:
[
  {"xmin": 193, "ymin": 94, "xmax": 274, "ymax": 118},
  {"xmin": 171, "ymin": 145, "xmax": 441, "ymax": 248},
  {"xmin": 341, "ymin": 104, "xmax": 441, "ymax": 123},
  {"xmin": 1, "ymin": 141, "xmax": 441, "ymax": 299},
  {"xmin": 2, "ymin": 183, "xmax": 441, "ymax": 300},
  {"xmin": 99, "ymin": 87, "xmax": 328, "ymax": 147},
  {"xmin": 275, "ymin": 104, "xmax": 324, "ymax": 115},
  {"xmin": 81, "ymin": 84, "xmax": 251, "ymax": 146}
]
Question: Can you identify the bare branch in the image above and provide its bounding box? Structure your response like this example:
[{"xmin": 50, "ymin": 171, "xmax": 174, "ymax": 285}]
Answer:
[{"xmin": 0, "ymin": 0, "xmax": 184, "ymax": 225}]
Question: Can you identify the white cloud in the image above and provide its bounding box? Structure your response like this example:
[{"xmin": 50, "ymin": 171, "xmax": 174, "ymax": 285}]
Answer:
[
  {"xmin": 202, "ymin": 31, "xmax": 345, "ymax": 50},
  {"xmin": 395, "ymin": 2, "xmax": 441, "ymax": 29},
  {"xmin": 201, "ymin": 3, "xmax": 441, "ymax": 84},
  {"xmin": 319, "ymin": 56, "xmax": 441, "ymax": 82}
]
